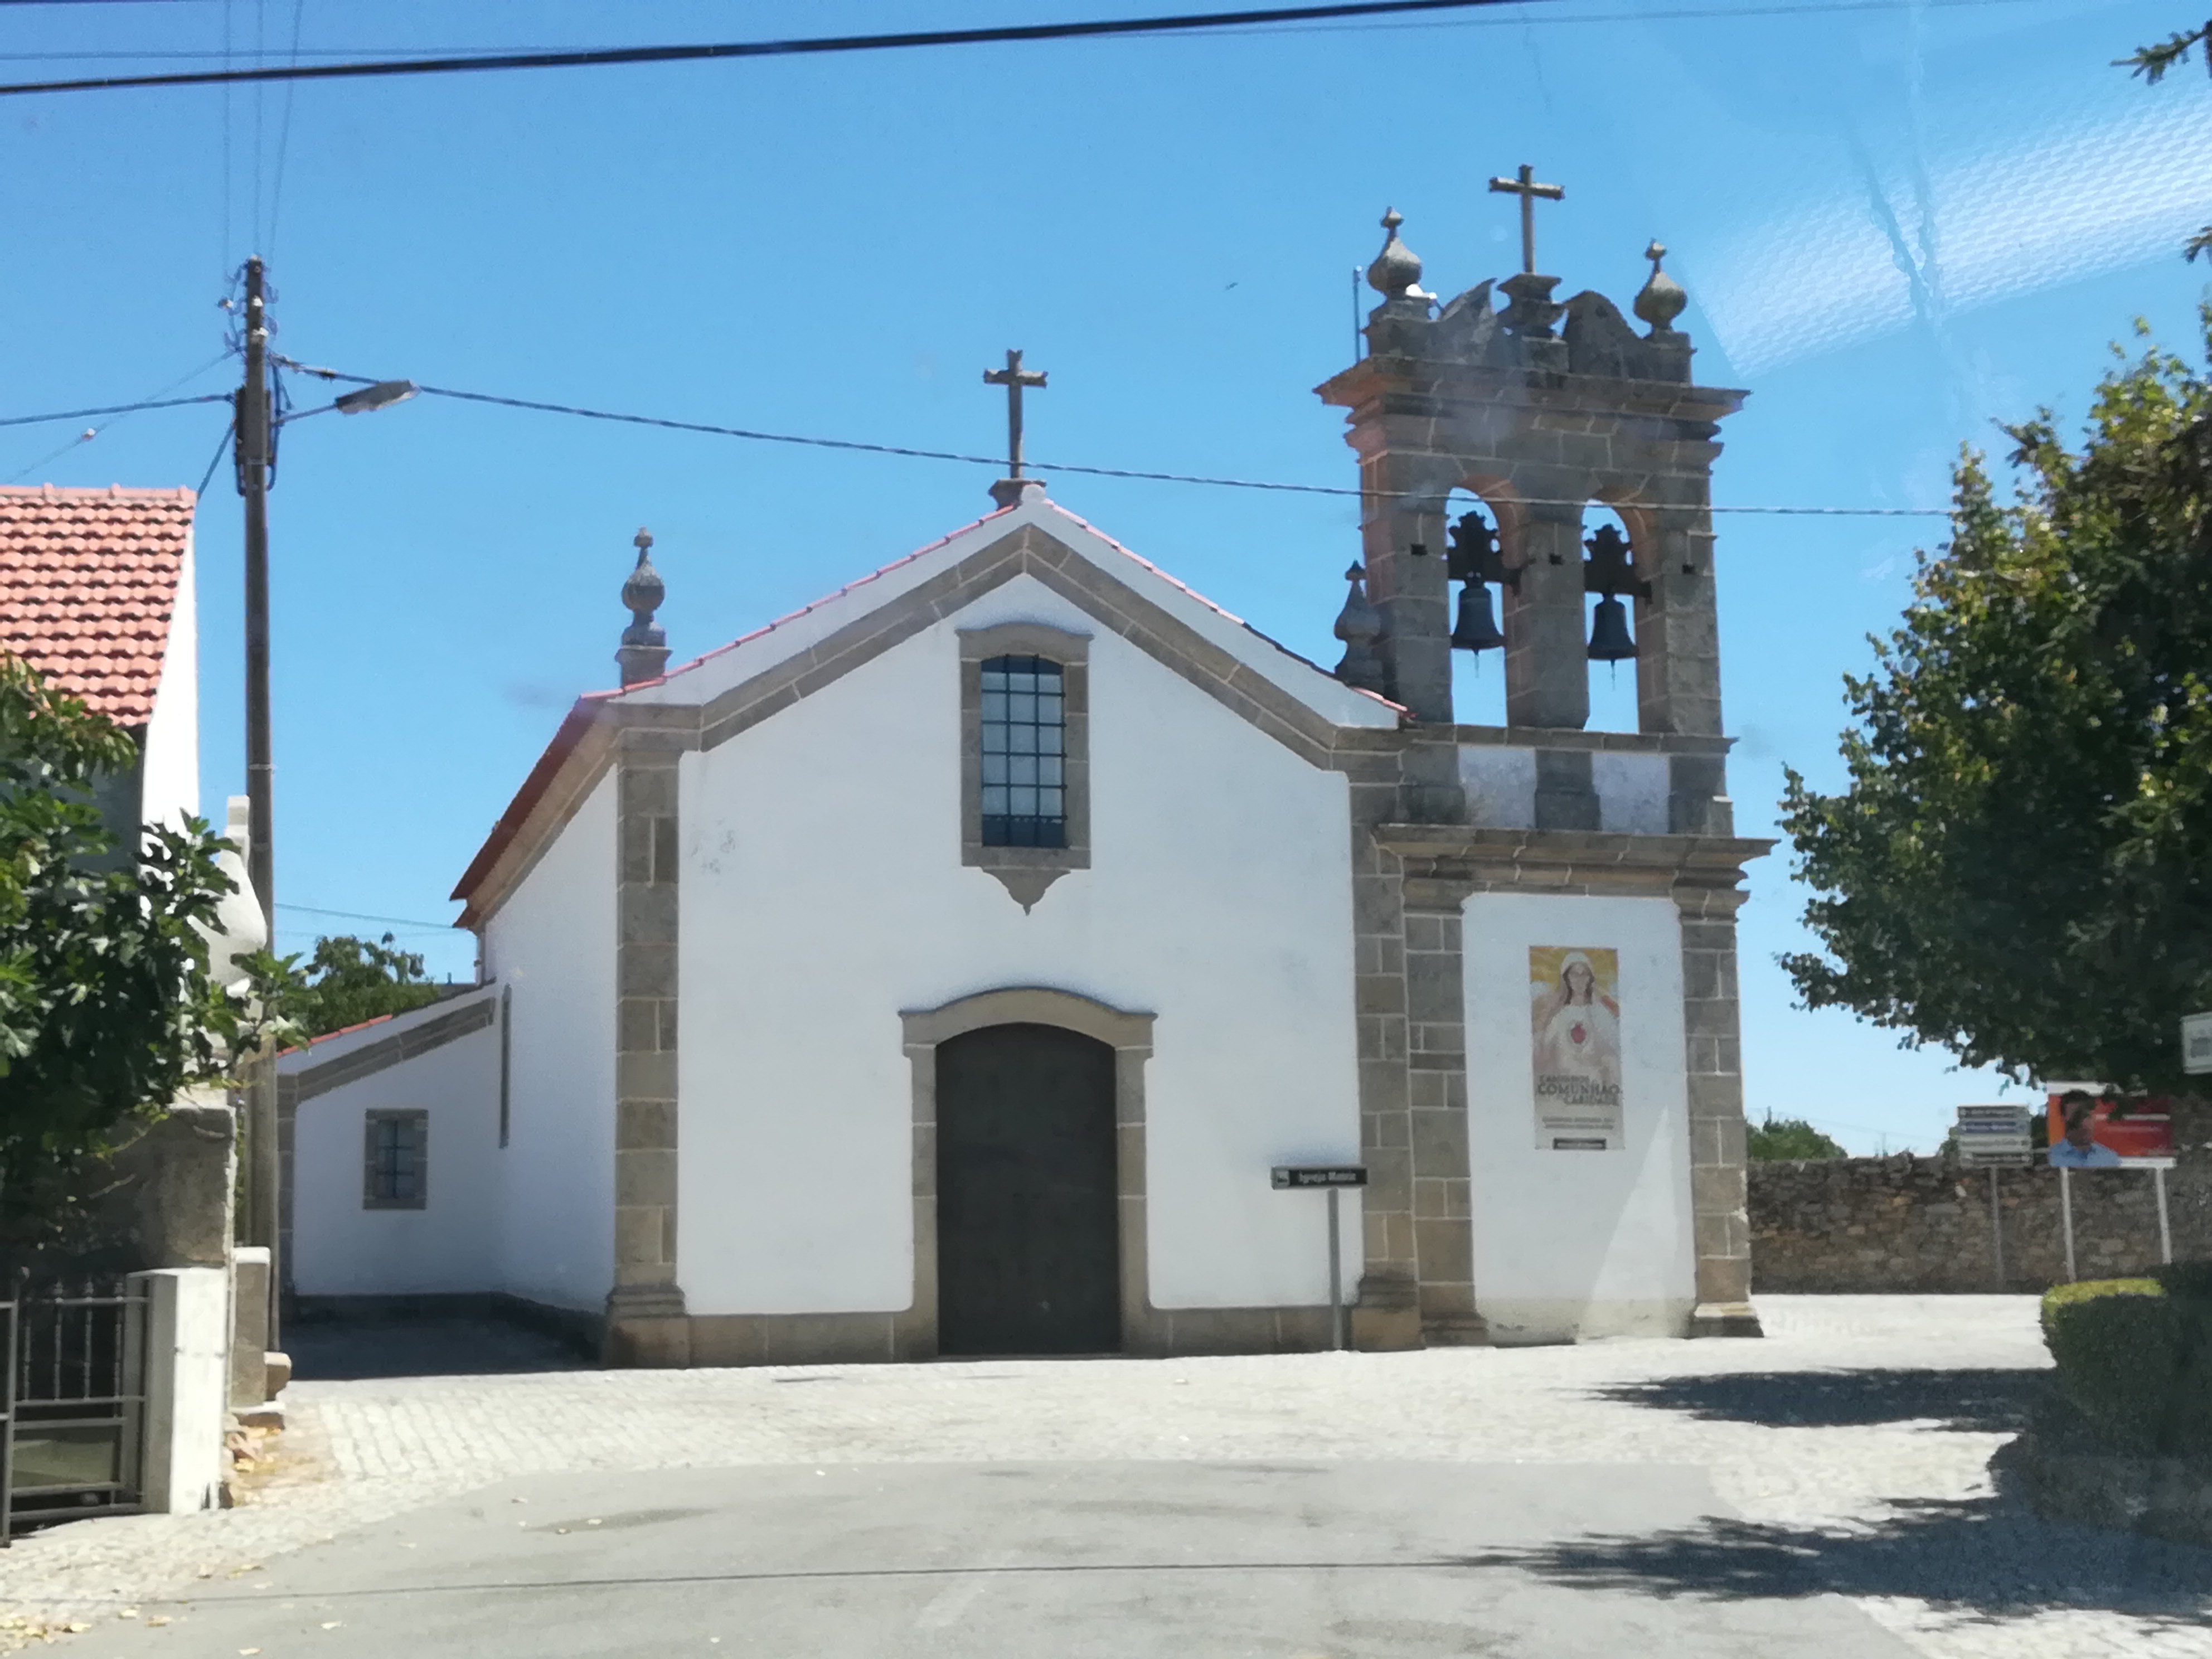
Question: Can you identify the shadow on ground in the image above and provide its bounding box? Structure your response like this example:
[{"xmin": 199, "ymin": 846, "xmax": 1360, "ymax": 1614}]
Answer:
[
  {"xmin": 1451, "ymin": 1487, "xmax": 2212, "ymax": 1628},
  {"xmin": 1592, "ymin": 1369, "xmax": 2048, "ymax": 1433},
  {"xmin": 287, "ymin": 1317, "xmax": 593, "ymax": 1381}
]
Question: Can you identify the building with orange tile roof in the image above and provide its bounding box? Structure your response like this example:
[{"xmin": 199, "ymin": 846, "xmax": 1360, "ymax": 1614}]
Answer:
[{"xmin": 0, "ymin": 483, "xmax": 200, "ymax": 832}]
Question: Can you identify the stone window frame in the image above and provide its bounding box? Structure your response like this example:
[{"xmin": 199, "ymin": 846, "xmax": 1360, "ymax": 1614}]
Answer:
[
  {"xmin": 959, "ymin": 623, "xmax": 1090, "ymax": 911},
  {"xmin": 899, "ymin": 986, "xmax": 1156, "ymax": 1356},
  {"xmin": 362, "ymin": 1108, "xmax": 429, "ymax": 1210}
]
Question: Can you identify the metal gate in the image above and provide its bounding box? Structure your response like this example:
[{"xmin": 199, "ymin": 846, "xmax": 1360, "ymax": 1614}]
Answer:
[{"xmin": 0, "ymin": 1277, "xmax": 147, "ymax": 1544}]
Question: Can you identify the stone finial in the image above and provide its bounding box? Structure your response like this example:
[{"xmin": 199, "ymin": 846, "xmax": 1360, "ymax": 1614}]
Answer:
[
  {"xmin": 617, "ymin": 526, "xmax": 670, "ymax": 688},
  {"xmin": 1366, "ymin": 208, "xmax": 1425, "ymax": 300},
  {"xmin": 1633, "ymin": 240, "xmax": 1688, "ymax": 335},
  {"xmin": 1332, "ymin": 562, "xmax": 1385, "ymax": 692}
]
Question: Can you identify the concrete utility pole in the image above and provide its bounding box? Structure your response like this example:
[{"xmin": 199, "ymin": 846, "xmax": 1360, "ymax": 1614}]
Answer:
[{"xmin": 236, "ymin": 255, "xmax": 282, "ymax": 1357}]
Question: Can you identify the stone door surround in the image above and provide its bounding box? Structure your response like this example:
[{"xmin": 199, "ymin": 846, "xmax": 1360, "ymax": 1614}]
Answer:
[{"xmin": 902, "ymin": 987, "xmax": 1153, "ymax": 1355}]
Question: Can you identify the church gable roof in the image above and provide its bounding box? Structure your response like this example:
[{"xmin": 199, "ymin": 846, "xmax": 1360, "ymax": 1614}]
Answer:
[
  {"xmin": 623, "ymin": 492, "xmax": 1398, "ymax": 733},
  {"xmin": 453, "ymin": 492, "xmax": 1402, "ymax": 926}
]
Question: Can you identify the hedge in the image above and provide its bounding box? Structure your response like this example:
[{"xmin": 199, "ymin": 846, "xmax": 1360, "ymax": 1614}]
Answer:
[{"xmin": 2041, "ymin": 1269, "xmax": 2212, "ymax": 1457}]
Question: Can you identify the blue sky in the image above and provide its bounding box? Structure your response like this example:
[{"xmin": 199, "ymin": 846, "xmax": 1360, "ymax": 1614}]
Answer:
[{"xmin": 4, "ymin": 0, "xmax": 2207, "ymax": 1151}]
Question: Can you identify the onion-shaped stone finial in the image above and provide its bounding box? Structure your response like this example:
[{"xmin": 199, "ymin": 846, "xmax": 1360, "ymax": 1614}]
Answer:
[
  {"xmin": 1366, "ymin": 208, "xmax": 1424, "ymax": 300},
  {"xmin": 1332, "ymin": 562, "xmax": 1385, "ymax": 692},
  {"xmin": 622, "ymin": 527, "xmax": 664, "ymax": 630},
  {"xmin": 1633, "ymin": 240, "xmax": 1687, "ymax": 335},
  {"xmin": 617, "ymin": 526, "xmax": 670, "ymax": 687}
]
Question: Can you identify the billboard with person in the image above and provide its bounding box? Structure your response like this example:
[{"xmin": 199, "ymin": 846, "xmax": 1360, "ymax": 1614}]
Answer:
[{"xmin": 2045, "ymin": 1088, "xmax": 2174, "ymax": 1167}]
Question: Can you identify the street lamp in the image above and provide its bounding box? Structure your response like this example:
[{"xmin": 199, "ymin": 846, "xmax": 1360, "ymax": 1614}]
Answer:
[
  {"xmin": 233, "ymin": 257, "xmax": 415, "ymax": 1362},
  {"xmin": 333, "ymin": 380, "xmax": 419, "ymax": 417}
]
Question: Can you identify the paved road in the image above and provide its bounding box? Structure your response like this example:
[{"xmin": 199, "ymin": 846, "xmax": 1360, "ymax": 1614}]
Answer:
[
  {"xmin": 85, "ymin": 1463, "xmax": 1926, "ymax": 1658},
  {"xmin": 1, "ymin": 1298, "xmax": 2206, "ymax": 1658}
]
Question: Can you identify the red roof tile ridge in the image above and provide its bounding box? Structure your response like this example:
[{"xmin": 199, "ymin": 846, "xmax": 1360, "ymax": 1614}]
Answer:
[
  {"xmin": 279, "ymin": 983, "xmax": 496, "ymax": 1058},
  {"xmin": 605, "ymin": 499, "xmax": 1021, "ymax": 695},
  {"xmin": 0, "ymin": 483, "xmax": 197, "ymax": 504},
  {"xmin": 1039, "ymin": 500, "xmax": 1408, "ymax": 716}
]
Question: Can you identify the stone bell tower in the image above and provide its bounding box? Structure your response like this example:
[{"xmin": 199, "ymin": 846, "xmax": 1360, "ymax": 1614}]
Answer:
[
  {"xmin": 1314, "ymin": 195, "xmax": 1769, "ymax": 1350},
  {"xmin": 1317, "ymin": 204, "xmax": 1746, "ymax": 835}
]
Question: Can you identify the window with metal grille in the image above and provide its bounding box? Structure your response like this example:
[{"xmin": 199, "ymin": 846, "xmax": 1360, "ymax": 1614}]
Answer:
[
  {"xmin": 363, "ymin": 1110, "xmax": 428, "ymax": 1209},
  {"xmin": 979, "ymin": 655, "xmax": 1066, "ymax": 848}
]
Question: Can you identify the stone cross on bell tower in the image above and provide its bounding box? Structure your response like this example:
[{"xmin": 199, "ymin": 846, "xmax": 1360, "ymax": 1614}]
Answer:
[
  {"xmin": 1315, "ymin": 194, "xmax": 1767, "ymax": 1357},
  {"xmin": 1317, "ymin": 194, "xmax": 1743, "ymax": 836}
]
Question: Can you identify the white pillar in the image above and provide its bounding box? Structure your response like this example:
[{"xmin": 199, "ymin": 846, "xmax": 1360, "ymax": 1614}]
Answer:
[{"xmin": 133, "ymin": 1268, "xmax": 230, "ymax": 1514}]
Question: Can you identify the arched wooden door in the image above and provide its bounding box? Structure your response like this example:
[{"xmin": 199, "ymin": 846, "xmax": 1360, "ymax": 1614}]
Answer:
[{"xmin": 935, "ymin": 1022, "xmax": 1121, "ymax": 1356}]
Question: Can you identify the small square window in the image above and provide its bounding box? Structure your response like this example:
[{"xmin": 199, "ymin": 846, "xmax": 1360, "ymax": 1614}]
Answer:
[{"xmin": 363, "ymin": 1110, "xmax": 428, "ymax": 1210}]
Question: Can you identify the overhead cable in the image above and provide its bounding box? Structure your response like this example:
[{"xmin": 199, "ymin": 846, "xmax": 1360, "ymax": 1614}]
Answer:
[
  {"xmin": 0, "ymin": 391, "xmax": 231, "ymax": 429},
  {"xmin": 277, "ymin": 901, "xmax": 455, "ymax": 930},
  {"xmin": 0, "ymin": 0, "xmax": 1553, "ymax": 96},
  {"xmin": 277, "ymin": 357, "xmax": 1953, "ymax": 517},
  {"xmin": 0, "ymin": 1, "xmax": 2057, "ymax": 61}
]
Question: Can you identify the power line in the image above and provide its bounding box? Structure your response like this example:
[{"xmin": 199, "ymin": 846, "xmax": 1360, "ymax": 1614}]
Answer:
[
  {"xmin": 0, "ymin": 392, "xmax": 231, "ymax": 429},
  {"xmin": 194, "ymin": 419, "xmax": 236, "ymax": 496},
  {"xmin": 0, "ymin": 0, "xmax": 2059, "ymax": 60},
  {"xmin": 6, "ymin": 426, "xmax": 98, "ymax": 484},
  {"xmin": 0, "ymin": 371, "xmax": 1953, "ymax": 517},
  {"xmin": 265, "ymin": 0, "xmax": 304, "ymax": 255},
  {"xmin": 0, "ymin": 0, "xmax": 1561, "ymax": 97},
  {"xmin": 276, "ymin": 357, "xmax": 1953, "ymax": 517},
  {"xmin": 277, "ymin": 900, "xmax": 455, "ymax": 930}
]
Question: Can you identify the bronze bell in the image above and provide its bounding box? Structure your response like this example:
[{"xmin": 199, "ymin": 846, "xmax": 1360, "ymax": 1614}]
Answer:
[
  {"xmin": 1451, "ymin": 581, "xmax": 1505, "ymax": 652},
  {"xmin": 1587, "ymin": 594, "xmax": 1637, "ymax": 662}
]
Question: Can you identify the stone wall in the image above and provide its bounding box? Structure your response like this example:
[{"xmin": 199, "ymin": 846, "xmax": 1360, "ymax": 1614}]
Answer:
[
  {"xmin": 1750, "ymin": 1101, "xmax": 2210, "ymax": 1293},
  {"xmin": 99, "ymin": 1093, "xmax": 236, "ymax": 1271}
]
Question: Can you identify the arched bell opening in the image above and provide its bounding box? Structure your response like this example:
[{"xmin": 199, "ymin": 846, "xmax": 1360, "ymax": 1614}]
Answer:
[
  {"xmin": 1580, "ymin": 502, "xmax": 1645, "ymax": 733},
  {"xmin": 1443, "ymin": 485, "xmax": 1512, "ymax": 727}
]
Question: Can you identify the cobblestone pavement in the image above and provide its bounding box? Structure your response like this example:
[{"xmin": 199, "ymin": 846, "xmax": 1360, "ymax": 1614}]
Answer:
[{"xmin": 1, "ymin": 1297, "xmax": 2205, "ymax": 1657}]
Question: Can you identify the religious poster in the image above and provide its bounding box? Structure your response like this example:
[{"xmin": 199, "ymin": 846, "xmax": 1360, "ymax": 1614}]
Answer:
[{"xmin": 1529, "ymin": 946, "xmax": 1623, "ymax": 1151}]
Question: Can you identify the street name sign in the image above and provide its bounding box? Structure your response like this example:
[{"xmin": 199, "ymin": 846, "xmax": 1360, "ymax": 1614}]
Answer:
[
  {"xmin": 1271, "ymin": 1165, "xmax": 1367, "ymax": 1189},
  {"xmin": 1954, "ymin": 1103, "xmax": 2032, "ymax": 1168}
]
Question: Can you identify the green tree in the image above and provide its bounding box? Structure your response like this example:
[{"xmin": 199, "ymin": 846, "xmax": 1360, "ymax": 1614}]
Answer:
[
  {"xmin": 279, "ymin": 933, "xmax": 442, "ymax": 1040},
  {"xmin": 2123, "ymin": 22, "xmax": 2212, "ymax": 260},
  {"xmin": 1747, "ymin": 1115, "xmax": 1847, "ymax": 1161},
  {"xmin": 1780, "ymin": 321, "xmax": 2212, "ymax": 1095},
  {"xmin": 0, "ymin": 653, "xmax": 265, "ymax": 1255}
]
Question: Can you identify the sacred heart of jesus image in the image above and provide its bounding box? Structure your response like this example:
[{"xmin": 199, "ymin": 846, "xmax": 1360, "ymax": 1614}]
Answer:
[{"xmin": 1528, "ymin": 945, "xmax": 1624, "ymax": 1151}]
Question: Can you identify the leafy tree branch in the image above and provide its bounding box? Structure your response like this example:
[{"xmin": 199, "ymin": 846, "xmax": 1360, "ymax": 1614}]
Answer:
[
  {"xmin": 0, "ymin": 654, "xmax": 266, "ymax": 1255},
  {"xmin": 1781, "ymin": 316, "xmax": 2212, "ymax": 1095}
]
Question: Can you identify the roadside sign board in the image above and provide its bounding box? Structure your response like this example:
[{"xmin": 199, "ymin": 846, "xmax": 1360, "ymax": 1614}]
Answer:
[
  {"xmin": 1954, "ymin": 1103, "xmax": 2032, "ymax": 1168},
  {"xmin": 1271, "ymin": 1165, "xmax": 1367, "ymax": 1190},
  {"xmin": 2185, "ymin": 1012, "xmax": 2212, "ymax": 1075}
]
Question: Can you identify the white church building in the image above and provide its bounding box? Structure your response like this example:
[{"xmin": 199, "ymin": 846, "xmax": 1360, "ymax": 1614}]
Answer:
[{"xmin": 279, "ymin": 212, "xmax": 1770, "ymax": 1365}]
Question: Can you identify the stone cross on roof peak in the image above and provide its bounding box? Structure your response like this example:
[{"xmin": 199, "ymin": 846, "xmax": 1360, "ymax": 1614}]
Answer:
[
  {"xmin": 1487, "ymin": 163, "xmax": 1565, "ymax": 275},
  {"xmin": 983, "ymin": 348, "xmax": 1048, "ymax": 508}
]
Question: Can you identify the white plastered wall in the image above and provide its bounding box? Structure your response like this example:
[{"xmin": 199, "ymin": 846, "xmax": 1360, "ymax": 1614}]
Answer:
[
  {"xmin": 287, "ymin": 998, "xmax": 501, "ymax": 1296},
  {"xmin": 483, "ymin": 772, "xmax": 618, "ymax": 1313},
  {"xmin": 139, "ymin": 530, "xmax": 198, "ymax": 832},
  {"xmin": 1462, "ymin": 891, "xmax": 1697, "ymax": 1342},
  {"xmin": 676, "ymin": 572, "xmax": 1362, "ymax": 1318}
]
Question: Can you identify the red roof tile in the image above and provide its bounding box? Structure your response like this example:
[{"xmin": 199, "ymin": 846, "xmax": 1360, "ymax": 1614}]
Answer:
[{"xmin": 0, "ymin": 483, "xmax": 196, "ymax": 725}]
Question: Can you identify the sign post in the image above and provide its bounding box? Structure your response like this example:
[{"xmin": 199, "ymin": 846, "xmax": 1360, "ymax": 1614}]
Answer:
[
  {"xmin": 1954, "ymin": 1104, "xmax": 2031, "ymax": 1291},
  {"xmin": 1272, "ymin": 1165, "xmax": 1366, "ymax": 1351},
  {"xmin": 2060, "ymin": 1166, "xmax": 2077, "ymax": 1282}
]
